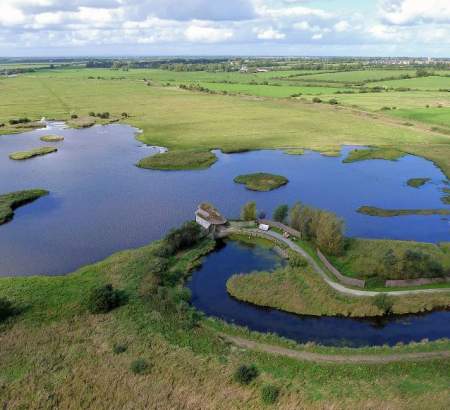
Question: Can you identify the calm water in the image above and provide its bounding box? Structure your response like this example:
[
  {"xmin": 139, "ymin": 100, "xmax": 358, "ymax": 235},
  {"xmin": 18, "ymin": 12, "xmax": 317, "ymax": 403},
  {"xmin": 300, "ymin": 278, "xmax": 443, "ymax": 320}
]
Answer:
[
  {"xmin": 0, "ymin": 123, "xmax": 449, "ymax": 276},
  {"xmin": 189, "ymin": 240, "xmax": 450, "ymax": 347}
]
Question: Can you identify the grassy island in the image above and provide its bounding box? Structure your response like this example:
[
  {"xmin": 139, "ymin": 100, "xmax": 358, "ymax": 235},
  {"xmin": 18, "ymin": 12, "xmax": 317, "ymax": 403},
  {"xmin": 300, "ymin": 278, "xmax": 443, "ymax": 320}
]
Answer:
[
  {"xmin": 9, "ymin": 146, "xmax": 57, "ymax": 160},
  {"xmin": 343, "ymin": 147, "xmax": 406, "ymax": 163},
  {"xmin": 0, "ymin": 189, "xmax": 49, "ymax": 225},
  {"xmin": 40, "ymin": 135, "xmax": 64, "ymax": 142},
  {"xmin": 357, "ymin": 206, "xmax": 450, "ymax": 217},
  {"xmin": 234, "ymin": 173, "xmax": 289, "ymax": 192},
  {"xmin": 407, "ymin": 178, "xmax": 431, "ymax": 188},
  {"xmin": 137, "ymin": 150, "xmax": 217, "ymax": 170}
]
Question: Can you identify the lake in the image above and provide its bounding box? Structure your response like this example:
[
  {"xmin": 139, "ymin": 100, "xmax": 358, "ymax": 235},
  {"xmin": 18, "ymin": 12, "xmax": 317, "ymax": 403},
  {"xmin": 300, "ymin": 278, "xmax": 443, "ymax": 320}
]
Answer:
[
  {"xmin": 0, "ymin": 123, "xmax": 448, "ymax": 276},
  {"xmin": 189, "ymin": 240, "xmax": 450, "ymax": 346}
]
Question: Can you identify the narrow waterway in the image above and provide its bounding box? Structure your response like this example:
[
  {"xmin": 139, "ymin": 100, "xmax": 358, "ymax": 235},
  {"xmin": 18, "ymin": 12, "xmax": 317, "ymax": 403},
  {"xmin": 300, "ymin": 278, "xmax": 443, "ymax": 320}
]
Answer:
[{"xmin": 189, "ymin": 240, "xmax": 450, "ymax": 347}]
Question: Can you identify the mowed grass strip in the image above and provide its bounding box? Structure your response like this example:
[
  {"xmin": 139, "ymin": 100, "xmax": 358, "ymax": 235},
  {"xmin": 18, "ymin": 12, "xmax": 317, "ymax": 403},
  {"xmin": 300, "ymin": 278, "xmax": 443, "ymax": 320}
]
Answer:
[
  {"xmin": 137, "ymin": 150, "xmax": 217, "ymax": 170},
  {"xmin": 234, "ymin": 173, "xmax": 289, "ymax": 191},
  {"xmin": 9, "ymin": 146, "xmax": 57, "ymax": 160},
  {"xmin": 0, "ymin": 189, "xmax": 49, "ymax": 225}
]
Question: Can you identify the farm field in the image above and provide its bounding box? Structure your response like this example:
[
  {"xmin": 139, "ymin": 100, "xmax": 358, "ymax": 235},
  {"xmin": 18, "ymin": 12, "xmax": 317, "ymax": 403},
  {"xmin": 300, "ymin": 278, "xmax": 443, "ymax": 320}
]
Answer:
[
  {"xmin": 289, "ymin": 69, "xmax": 419, "ymax": 83},
  {"xmin": 372, "ymin": 75, "xmax": 450, "ymax": 90}
]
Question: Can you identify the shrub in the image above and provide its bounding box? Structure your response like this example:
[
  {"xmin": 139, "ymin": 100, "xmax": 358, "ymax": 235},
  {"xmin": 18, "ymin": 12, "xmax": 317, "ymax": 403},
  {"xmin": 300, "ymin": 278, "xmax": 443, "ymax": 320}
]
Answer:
[
  {"xmin": 130, "ymin": 358, "xmax": 150, "ymax": 375},
  {"xmin": 312, "ymin": 97, "xmax": 322, "ymax": 103},
  {"xmin": 165, "ymin": 221, "xmax": 203, "ymax": 254},
  {"xmin": 328, "ymin": 98, "xmax": 338, "ymax": 105},
  {"xmin": 97, "ymin": 112, "xmax": 110, "ymax": 119},
  {"xmin": 88, "ymin": 111, "xmax": 96, "ymax": 117},
  {"xmin": 113, "ymin": 343, "xmax": 127, "ymax": 354},
  {"xmin": 372, "ymin": 293, "xmax": 393, "ymax": 315},
  {"xmin": 71, "ymin": 114, "xmax": 78, "ymax": 119},
  {"xmin": 87, "ymin": 284, "xmax": 124, "ymax": 314},
  {"xmin": 121, "ymin": 112, "xmax": 128, "ymax": 117},
  {"xmin": 234, "ymin": 364, "xmax": 259, "ymax": 385},
  {"xmin": 261, "ymin": 385, "xmax": 280, "ymax": 405},
  {"xmin": 289, "ymin": 254, "xmax": 308, "ymax": 268},
  {"xmin": 0, "ymin": 297, "xmax": 14, "ymax": 322}
]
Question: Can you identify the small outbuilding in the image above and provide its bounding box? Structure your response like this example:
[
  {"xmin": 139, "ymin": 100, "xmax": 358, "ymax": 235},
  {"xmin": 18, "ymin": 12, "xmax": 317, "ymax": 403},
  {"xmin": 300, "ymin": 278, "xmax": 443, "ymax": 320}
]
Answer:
[
  {"xmin": 195, "ymin": 203, "xmax": 228, "ymax": 234},
  {"xmin": 258, "ymin": 224, "xmax": 270, "ymax": 231}
]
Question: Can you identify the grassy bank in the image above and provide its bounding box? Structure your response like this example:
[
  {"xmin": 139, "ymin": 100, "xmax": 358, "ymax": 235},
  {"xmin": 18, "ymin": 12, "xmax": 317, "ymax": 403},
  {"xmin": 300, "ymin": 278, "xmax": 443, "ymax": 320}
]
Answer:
[
  {"xmin": 9, "ymin": 146, "xmax": 57, "ymax": 160},
  {"xmin": 137, "ymin": 150, "xmax": 217, "ymax": 170},
  {"xmin": 40, "ymin": 135, "xmax": 64, "ymax": 142},
  {"xmin": 358, "ymin": 206, "xmax": 450, "ymax": 217},
  {"xmin": 343, "ymin": 147, "xmax": 406, "ymax": 163},
  {"xmin": 0, "ymin": 189, "xmax": 49, "ymax": 225},
  {"xmin": 233, "ymin": 173, "xmax": 289, "ymax": 192},
  {"xmin": 1, "ymin": 232, "xmax": 450, "ymax": 408},
  {"xmin": 226, "ymin": 262, "xmax": 450, "ymax": 318}
]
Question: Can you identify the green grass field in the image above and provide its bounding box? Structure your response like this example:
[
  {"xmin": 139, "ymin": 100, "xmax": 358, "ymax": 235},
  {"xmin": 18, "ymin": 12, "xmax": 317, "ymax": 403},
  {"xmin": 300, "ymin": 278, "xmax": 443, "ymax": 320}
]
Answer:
[
  {"xmin": 292, "ymin": 69, "xmax": 418, "ymax": 83},
  {"xmin": 372, "ymin": 76, "xmax": 450, "ymax": 90}
]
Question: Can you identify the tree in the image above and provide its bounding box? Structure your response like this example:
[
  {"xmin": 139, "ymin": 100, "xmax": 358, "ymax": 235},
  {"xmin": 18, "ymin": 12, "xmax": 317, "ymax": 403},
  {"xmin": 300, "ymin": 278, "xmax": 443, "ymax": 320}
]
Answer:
[
  {"xmin": 241, "ymin": 201, "xmax": 257, "ymax": 221},
  {"xmin": 289, "ymin": 202, "xmax": 302, "ymax": 231},
  {"xmin": 315, "ymin": 211, "xmax": 345, "ymax": 256},
  {"xmin": 273, "ymin": 204, "xmax": 288, "ymax": 223},
  {"xmin": 0, "ymin": 297, "xmax": 14, "ymax": 322}
]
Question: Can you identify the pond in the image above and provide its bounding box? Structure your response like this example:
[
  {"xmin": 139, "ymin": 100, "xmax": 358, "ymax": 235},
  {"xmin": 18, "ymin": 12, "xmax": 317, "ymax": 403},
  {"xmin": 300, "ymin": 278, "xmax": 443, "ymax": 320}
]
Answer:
[
  {"xmin": 0, "ymin": 123, "xmax": 448, "ymax": 276},
  {"xmin": 189, "ymin": 240, "xmax": 450, "ymax": 347}
]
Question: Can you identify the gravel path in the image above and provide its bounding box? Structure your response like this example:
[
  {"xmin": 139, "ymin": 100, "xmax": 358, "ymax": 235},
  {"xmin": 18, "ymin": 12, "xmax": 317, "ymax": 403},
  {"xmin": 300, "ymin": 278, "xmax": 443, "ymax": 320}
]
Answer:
[{"xmin": 224, "ymin": 334, "xmax": 450, "ymax": 364}]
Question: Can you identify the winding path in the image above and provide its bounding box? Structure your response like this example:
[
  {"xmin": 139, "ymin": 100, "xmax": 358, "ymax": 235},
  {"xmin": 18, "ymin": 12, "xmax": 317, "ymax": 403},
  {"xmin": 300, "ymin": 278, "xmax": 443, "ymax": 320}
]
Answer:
[
  {"xmin": 224, "ymin": 227, "xmax": 450, "ymax": 297},
  {"xmin": 223, "ymin": 334, "xmax": 450, "ymax": 364}
]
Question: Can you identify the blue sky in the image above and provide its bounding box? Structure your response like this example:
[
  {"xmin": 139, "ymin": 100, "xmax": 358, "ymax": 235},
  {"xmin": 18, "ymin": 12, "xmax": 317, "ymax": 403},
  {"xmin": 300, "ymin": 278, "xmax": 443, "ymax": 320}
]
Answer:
[{"xmin": 1, "ymin": 1, "xmax": 449, "ymax": 57}]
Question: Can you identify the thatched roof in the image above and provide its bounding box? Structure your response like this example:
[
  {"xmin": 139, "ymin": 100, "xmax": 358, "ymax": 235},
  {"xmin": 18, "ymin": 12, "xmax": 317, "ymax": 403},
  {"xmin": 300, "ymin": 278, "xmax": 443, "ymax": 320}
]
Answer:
[{"xmin": 196, "ymin": 203, "xmax": 227, "ymax": 225}]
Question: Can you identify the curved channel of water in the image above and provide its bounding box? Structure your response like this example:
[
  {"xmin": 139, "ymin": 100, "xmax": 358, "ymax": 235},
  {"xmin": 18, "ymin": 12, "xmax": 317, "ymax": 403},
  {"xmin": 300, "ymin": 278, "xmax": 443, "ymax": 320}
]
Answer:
[{"xmin": 189, "ymin": 240, "xmax": 450, "ymax": 347}]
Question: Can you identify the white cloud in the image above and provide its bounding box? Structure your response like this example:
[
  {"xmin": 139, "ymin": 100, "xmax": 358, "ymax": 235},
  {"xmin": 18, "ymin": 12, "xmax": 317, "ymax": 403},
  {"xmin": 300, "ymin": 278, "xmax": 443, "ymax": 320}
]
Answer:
[
  {"xmin": 185, "ymin": 24, "xmax": 233, "ymax": 43},
  {"xmin": 334, "ymin": 20, "xmax": 350, "ymax": 32},
  {"xmin": 312, "ymin": 33, "xmax": 323, "ymax": 40},
  {"xmin": 0, "ymin": 5, "xmax": 26, "ymax": 26},
  {"xmin": 256, "ymin": 27, "xmax": 285, "ymax": 40},
  {"xmin": 380, "ymin": 0, "xmax": 450, "ymax": 25}
]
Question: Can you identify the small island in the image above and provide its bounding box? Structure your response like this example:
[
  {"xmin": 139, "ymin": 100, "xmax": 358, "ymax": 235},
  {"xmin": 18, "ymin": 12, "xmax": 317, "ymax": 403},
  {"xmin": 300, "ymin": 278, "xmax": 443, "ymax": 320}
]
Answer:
[
  {"xmin": 407, "ymin": 178, "xmax": 431, "ymax": 188},
  {"xmin": 0, "ymin": 189, "xmax": 49, "ymax": 225},
  {"xmin": 9, "ymin": 146, "xmax": 57, "ymax": 160},
  {"xmin": 343, "ymin": 147, "xmax": 406, "ymax": 163},
  {"xmin": 234, "ymin": 173, "xmax": 289, "ymax": 192},
  {"xmin": 358, "ymin": 206, "xmax": 450, "ymax": 217},
  {"xmin": 137, "ymin": 150, "xmax": 217, "ymax": 170},
  {"xmin": 40, "ymin": 135, "xmax": 64, "ymax": 142}
]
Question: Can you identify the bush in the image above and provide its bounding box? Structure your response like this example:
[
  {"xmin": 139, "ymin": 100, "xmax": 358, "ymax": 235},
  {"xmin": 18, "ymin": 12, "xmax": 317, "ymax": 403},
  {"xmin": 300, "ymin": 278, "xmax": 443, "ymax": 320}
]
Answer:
[
  {"xmin": 289, "ymin": 254, "xmax": 308, "ymax": 268},
  {"xmin": 312, "ymin": 97, "xmax": 322, "ymax": 103},
  {"xmin": 328, "ymin": 98, "xmax": 338, "ymax": 105},
  {"xmin": 97, "ymin": 112, "xmax": 110, "ymax": 119},
  {"xmin": 121, "ymin": 112, "xmax": 128, "ymax": 117},
  {"xmin": 71, "ymin": 114, "xmax": 78, "ymax": 119},
  {"xmin": 372, "ymin": 293, "xmax": 393, "ymax": 315},
  {"xmin": 0, "ymin": 297, "xmax": 14, "ymax": 322},
  {"xmin": 113, "ymin": 343, "xmax": 127, "ymax": 354},
  {"xmin": 165, "ymin": 221, "xmax": 202, "ymax": 254},
  {"xmin": 234, "ymin": 364, "xmax": 259, "ymax": 385},
  {"xmin": 88, "ymin": 111, "xmax": 96, "ymax": 117},
  {"xmin": 261, "ymin": 385, "xmax": 280, "ymax": 405},
  {"xmin": 130, "ymin": 358, "xmax": 150, "ymax": 375},
  {"xmin": 87, "ymin": 284, "xmax": 124, "ymax": 314}
]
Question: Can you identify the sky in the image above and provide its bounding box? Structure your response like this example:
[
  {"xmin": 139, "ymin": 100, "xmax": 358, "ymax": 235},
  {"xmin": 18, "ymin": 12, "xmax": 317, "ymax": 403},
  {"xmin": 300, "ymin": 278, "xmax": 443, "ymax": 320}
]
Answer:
[{"xmin": 1, "ymin": 0, "xmax": 450, "ymax": 57}]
